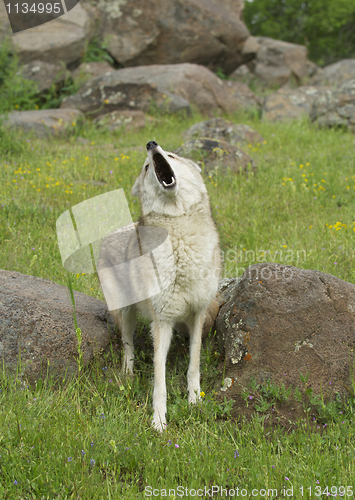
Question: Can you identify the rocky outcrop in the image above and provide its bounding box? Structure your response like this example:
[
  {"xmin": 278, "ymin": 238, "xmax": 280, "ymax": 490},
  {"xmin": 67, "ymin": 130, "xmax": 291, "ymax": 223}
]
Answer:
[
  {"xmin": 263, "ymin": 86, "xmax": 330, "ymax": 122},
  {"xmin": 2, "ymin": 109, "xmax": 84, "ymax": 138},
  {"xmin": 174, "ymin": 138, "xmax": 256, "ymax": 174},
  {"xmin": 310, "ymin": 59, "xmax": 355, "ymax": 88},
  {"xmin": 232, "ymin": 37, "xmax": 311, "ymax": 89},
  {"xmin": 310, "ymin": 79, "xmax": 355, "ymax": 131},
  {"xmin": 216, "ymin": 263, "xmax": 355, "ymax": 398},
  {"xmin": 91, "ymin": 0, "xmax": 250, "ymax": 74},
  {"xmin": 61, "ymin": 63, "xmax": 242, "ymax": 117},
  {"xmin": 2, "ymin": 0, "xmax": 251, "ymax": 73},
  {"xmin": 0, "ymin": 270, "xmax": 116, "ymax": 383},
  {"xmin": 16, "ymin": 60, "xmax": 70, "ymax": 94},
  {"xmin": 250, "ymin": 37, "xmax": 309, "ymax": 87},
  {"xmin": 184, "ymin": 118, "xmax": 264, "ymax": 146},
  {"xmin": 12, "ymin": 3, "xmax": 91, "ymax": 66}
]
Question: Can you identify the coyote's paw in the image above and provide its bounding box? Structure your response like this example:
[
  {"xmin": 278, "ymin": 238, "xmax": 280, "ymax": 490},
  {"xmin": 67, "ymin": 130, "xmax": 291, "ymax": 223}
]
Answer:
[
  {"xmin": 188, "ymin": 393, "xmax": 201, "ymax": 405},
  {"xmin": 123, "ymin": 368, "xmax": 134, "ymax": 376},
  {"xmin": 152, "ymin": 410, "xmax": 166, "ymax": 433},
  {"xmin": 188, "ymin": 385, "xmax": 201, "ymax": 405},
  {"xmin": 122, "ymin": 358, "xmax": 134, "ymax": 376}
]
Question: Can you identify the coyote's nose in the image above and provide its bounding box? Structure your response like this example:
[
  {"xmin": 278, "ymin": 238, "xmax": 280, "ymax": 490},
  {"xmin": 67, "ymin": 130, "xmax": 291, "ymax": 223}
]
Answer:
[{"xmin": 146, "ymin": 141, "xmax": 158, "ymax": 151}]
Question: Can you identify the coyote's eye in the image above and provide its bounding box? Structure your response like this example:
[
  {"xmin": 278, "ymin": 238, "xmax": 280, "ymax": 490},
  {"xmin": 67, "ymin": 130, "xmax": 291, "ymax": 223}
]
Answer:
[
  {"xmin": 145, "ymin": 163, "xmax": 149, "ymax": 171},
  {"xmin": 168, "ymin": 155, "xmax": 174, "ymax": 159}
]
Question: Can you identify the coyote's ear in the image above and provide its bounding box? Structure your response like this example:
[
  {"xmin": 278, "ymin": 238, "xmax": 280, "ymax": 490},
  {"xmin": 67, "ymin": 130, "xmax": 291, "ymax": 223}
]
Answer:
[
  {"xmin": 131, "ymin": 178, "xmax": 140, "ymax": 197},
  {"xmin": 187, "ymin": 159, "xmax": 201, "ymax": 172}
]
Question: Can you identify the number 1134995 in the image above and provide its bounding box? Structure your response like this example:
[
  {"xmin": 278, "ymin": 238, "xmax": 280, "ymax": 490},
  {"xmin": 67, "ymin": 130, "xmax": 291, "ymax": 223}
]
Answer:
[
  {"xmin": 299, "ymin": 486, "xmax": 353, "ymax": 496},
  {"xmin": 6, "ymin": 3, "xmax": 61, "ymax": 14}
]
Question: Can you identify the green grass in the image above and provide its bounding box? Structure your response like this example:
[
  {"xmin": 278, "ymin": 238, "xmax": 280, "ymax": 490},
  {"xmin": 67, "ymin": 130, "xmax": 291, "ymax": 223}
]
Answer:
[
  {"xmin": 1, "ymin": 113, "xmax": 355, "ymax": 497},
  {"xmin": 82, "ymin": 37, "xmax": 115, "ymax": 66},
  {"xmin": 0, "ymin": 360, "xmax": 354, "ymax": 498},
  {"xmin": 1, "ymin": 113, "xmax": 355, "ymax": 290}
]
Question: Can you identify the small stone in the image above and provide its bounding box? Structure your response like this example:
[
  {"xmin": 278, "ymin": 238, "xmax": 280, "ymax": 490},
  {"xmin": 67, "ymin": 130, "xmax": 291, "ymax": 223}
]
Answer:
[
  {"xmin": 184, "ymin": 118, "xmax": 264, "ymax": 146},
  {"xmin": 174, "ymin": 137, "xmax": 256, "ymax": 175},
  {"xmin": 221, "ymin": 377, "xmax": 234, "ymax": 391}
]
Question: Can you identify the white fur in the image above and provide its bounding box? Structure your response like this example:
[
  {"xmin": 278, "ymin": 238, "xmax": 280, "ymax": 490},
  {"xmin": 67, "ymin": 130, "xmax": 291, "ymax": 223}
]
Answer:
[{"xmin": 108, "ymin": 145, "xmax": 220, "ymax": 432}]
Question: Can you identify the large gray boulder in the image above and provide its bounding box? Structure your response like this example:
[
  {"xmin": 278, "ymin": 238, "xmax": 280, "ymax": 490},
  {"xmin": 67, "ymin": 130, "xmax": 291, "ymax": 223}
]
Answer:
[
  {"xmin": 310, "ymin": 79, "xmax": 355, "ymax": 131},
  {"xmin": 89, "ymin": 0, "xmax": 250, "ymax": 74},
  {"xmin": 251, "ymin": 37, "xmax": 309, "ymax": 87},
  {"xmin": 12, "ymin": 3, "xmax": 91, "ymax": 66},
  {"xmin": 61, "ymin": 63, "xmax": 241, "ymax": 117},
  {"xmin": 0, "ymin": 270, "xmax": 116, "ymax": 383},
  {"xmin": 216, "ymin": 263, "xmax": 355, "ymax": 399},
  {"xmin": 3, "ymin": 109, "xmax": 84, "ymax": 138},
  {"xmin": 232, "ymin": 37, "xmax": 310, "ymax": 89},
  {"xmin": 311, "ymin": 59, "xmax": 355, "ymax": 88}
]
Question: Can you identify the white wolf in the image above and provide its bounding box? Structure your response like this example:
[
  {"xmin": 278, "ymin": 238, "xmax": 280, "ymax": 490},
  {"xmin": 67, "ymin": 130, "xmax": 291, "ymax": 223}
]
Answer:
[{"xmin": 100, "ymin": 141, "xmax": 220, "ymax": 431}]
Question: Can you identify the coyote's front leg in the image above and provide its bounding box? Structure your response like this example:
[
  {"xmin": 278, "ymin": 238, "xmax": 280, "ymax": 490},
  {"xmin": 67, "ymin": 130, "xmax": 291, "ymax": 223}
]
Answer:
[
  {"xmin": 187, "ymin": 312, "xmax": 204, "ymax": 404},
  {"xmin": 151, "ymin": 320, "xmax": 173, "ymax": 432}
]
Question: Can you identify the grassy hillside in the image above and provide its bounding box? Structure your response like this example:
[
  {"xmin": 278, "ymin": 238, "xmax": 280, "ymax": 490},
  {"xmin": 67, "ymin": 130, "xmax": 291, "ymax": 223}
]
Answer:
[{"xmin": 1, "ymin": 112, "xmax": 355, "ymax": 290}]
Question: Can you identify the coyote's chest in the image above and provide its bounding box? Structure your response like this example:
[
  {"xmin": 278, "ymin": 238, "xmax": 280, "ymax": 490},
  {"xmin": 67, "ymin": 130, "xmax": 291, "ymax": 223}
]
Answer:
[{"xmin": 138, "ymin": 211, "xmax": 219, "ymax": 320}]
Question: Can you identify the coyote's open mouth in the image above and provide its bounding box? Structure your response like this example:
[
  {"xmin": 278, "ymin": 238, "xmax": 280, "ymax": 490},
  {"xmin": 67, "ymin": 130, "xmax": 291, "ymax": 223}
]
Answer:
[{"xmin": 153, "ymin": 152, "xmax": 176, "ymax": 189}]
